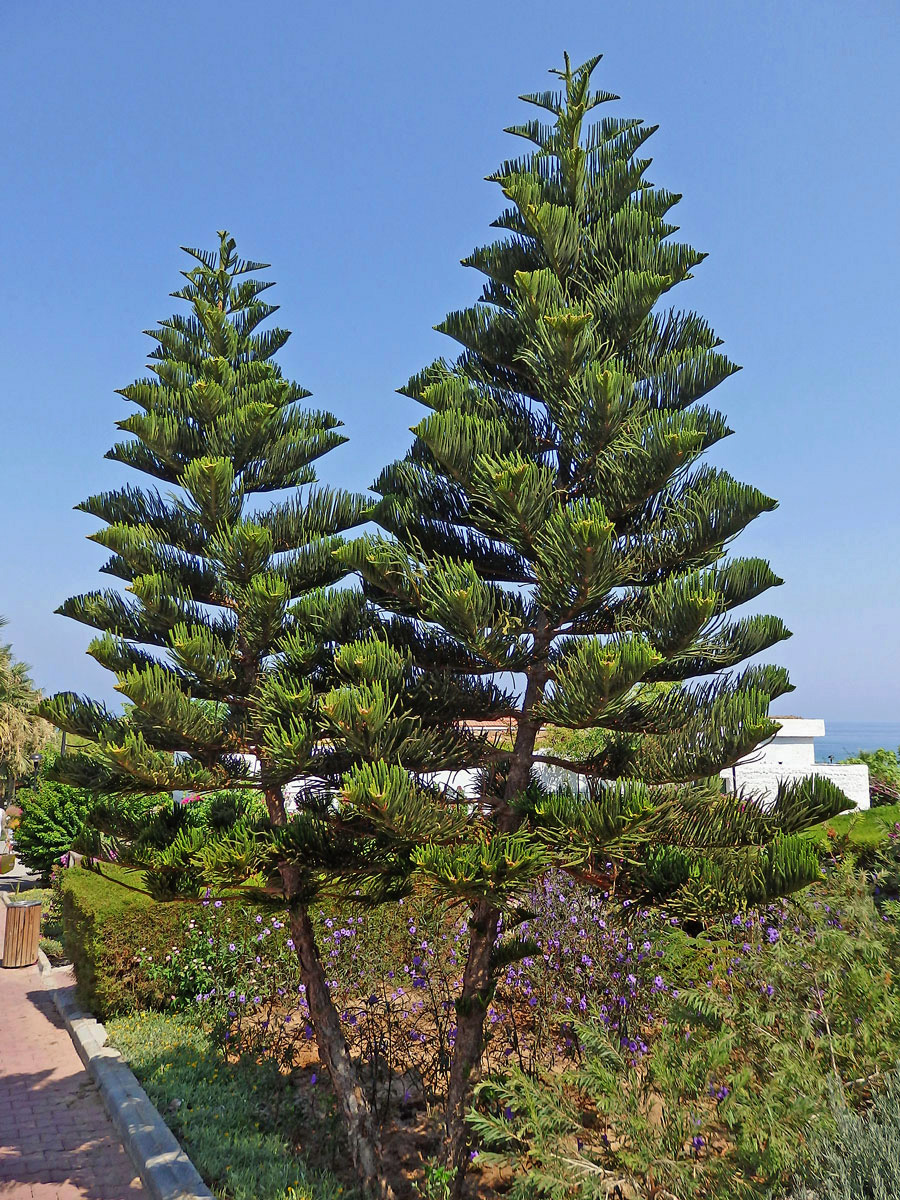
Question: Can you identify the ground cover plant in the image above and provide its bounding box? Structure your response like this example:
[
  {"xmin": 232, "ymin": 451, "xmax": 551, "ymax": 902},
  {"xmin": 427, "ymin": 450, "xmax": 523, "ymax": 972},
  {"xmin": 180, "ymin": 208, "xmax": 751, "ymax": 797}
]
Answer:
[
  {"xmin": 107, "ymin": 1009, "xmax": 344, "ymax": 1200},
  {"xmin": 803, "ymin": 803, "xmax": 900, "ymax": 850}
]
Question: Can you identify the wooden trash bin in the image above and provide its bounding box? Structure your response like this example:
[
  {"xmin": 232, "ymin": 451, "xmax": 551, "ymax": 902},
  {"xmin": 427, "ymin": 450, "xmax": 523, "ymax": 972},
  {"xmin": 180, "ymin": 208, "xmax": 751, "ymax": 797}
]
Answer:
[{"xmin": 1, "ymin": 896, "xmax": 42, "ymax": 968}]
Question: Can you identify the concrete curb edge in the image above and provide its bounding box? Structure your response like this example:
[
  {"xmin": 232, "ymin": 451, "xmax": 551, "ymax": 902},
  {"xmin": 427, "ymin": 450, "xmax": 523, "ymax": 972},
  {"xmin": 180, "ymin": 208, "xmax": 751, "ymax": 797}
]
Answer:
[{"xmin": 38, "ymin": 949, "xmax": 215, "ymax": 1200}]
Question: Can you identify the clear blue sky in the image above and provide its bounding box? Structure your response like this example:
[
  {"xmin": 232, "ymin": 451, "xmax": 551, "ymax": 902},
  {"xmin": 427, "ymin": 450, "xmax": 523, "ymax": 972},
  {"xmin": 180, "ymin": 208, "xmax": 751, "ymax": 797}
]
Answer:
[{"xmin": 1, "ymin": 0, "xmax": 897, "ymax": 721}]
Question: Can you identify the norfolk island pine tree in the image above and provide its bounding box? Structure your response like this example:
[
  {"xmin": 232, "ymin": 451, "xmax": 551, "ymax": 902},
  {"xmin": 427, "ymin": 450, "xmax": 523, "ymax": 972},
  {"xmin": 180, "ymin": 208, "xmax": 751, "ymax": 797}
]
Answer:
[
  {"xmin": 341, "ymin": 54, "xmax": 851, "ymax": 1181},
  {"xmin": 38, "ymin": 233, "xmax": 405, "ymax": 1190}
]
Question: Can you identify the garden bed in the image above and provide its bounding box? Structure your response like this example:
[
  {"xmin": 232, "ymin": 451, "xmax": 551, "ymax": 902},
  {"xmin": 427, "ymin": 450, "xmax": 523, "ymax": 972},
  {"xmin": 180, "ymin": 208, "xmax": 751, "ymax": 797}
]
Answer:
[{"xmin": 60, "ymin": 829, "xmax": 900, "ymax": 1200}]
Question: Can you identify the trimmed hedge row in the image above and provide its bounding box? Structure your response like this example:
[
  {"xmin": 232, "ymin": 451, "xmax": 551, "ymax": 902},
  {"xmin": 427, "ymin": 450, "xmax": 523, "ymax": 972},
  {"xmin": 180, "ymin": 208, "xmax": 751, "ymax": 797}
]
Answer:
[{"xmin": 61, "ymin": 864, "xmax": 187, "ymax": 1017}]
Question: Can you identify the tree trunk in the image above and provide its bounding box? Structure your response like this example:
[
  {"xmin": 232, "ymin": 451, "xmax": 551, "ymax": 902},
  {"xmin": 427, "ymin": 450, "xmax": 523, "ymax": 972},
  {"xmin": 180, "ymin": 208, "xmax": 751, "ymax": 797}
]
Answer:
[
  {"xmin": 444, "ymin": 898, "xmax": 501, "ymax": 1180},
  {"xmin": 289, "ymin": 904, "xmax": 389, "ymax": 1196},
  {"xmin": 442, "ymin": 639, "xmax": 550, "ymax": 1193},
  {"xmin": 265, "ymin": 786, "xmax": 388, "ymax": 1196}
]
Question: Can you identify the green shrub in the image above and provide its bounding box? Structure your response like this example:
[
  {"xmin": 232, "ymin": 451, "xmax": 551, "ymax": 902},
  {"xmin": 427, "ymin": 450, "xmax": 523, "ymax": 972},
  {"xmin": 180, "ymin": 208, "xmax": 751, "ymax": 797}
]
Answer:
[
  {"xmin": 14, "ymin": 777, "xmax": 96, "ymax": 880},
  {"xmin": 840, "ymin": 746, "xmax": 900, "ymax": 807},
  {"xmin": 14, "ymin": 762, "xmax": 172, "ymax": 882},
  {"xmin": 61, "ymin": 864, "xmax": 187, "ymax": 1017}
]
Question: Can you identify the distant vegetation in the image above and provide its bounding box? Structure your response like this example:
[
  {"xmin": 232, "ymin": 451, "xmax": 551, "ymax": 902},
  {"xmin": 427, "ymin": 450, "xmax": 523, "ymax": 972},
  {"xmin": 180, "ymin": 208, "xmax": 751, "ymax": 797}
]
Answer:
[{"xmin": 841, "ymin": 745, "xmax": 900, "ymax": 805}]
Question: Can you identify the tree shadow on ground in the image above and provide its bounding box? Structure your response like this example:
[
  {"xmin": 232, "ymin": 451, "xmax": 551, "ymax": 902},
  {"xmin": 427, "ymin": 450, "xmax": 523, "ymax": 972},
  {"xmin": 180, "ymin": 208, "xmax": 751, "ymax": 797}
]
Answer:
[{"xmin": 0, "ymin": 988, "xmax": 142, "ymax": 1197}]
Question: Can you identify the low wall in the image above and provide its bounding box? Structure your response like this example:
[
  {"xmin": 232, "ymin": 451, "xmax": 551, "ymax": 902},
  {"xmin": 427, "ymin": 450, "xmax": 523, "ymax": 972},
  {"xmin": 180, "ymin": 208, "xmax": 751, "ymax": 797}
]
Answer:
[
  {"xmin": 432, "ymin": 762, "xmax": 871, "ymax": 814},
  {"xmin": 724, "ymin": 763, "xmax": 870, "ymax": 811}
]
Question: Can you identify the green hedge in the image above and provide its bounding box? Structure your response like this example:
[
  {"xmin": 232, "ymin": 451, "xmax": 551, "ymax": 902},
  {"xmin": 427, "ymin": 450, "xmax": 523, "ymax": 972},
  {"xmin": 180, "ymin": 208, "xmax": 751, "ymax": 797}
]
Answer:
[{"xmin": 61, "ymin": 864, "xmax": 186, "ymax": 1018}]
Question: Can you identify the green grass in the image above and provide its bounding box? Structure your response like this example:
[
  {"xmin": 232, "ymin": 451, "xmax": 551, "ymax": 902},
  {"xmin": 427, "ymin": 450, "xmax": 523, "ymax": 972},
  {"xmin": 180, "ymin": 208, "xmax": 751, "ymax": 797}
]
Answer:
[
  {"xmin": 805, "ymin": 803, "xmax": 900, "ymax": 850},
  {"xmin": 107, "ymin": 1011, "xmax": 343, "ymax": 1200},
  {"xmin": 63, "ymin": 861, "xmax": 155, "ymax": 910}
]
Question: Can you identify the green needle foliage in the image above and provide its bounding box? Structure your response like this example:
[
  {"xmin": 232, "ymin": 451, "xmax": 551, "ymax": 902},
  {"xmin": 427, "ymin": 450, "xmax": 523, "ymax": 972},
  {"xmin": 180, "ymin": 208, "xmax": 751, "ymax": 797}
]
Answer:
[
  {"xmin": 42, "ymin": 231, "xmax": 368, "ymax": 811},
  {"xmin": 340, "ymin": 54, "xmax": 851, "ymax": 1175}
]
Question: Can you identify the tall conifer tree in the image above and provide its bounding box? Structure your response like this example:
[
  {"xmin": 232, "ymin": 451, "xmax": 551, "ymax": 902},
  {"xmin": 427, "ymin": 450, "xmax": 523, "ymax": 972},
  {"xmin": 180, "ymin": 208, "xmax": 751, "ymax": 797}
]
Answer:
[
  {"xmin": 342, "ymin": 56, "xmax": 850, "ymax": 1177},
  {"xmin": 39, "ymin": 234, "xmax": 397, "ymax": 1187}
]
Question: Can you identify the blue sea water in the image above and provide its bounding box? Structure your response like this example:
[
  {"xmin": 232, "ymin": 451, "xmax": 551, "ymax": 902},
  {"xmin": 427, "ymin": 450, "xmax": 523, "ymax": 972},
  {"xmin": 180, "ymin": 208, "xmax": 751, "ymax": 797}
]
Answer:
[{"xmin": 814, "ymin": 721, "xmax": 900, "ymax": 763}]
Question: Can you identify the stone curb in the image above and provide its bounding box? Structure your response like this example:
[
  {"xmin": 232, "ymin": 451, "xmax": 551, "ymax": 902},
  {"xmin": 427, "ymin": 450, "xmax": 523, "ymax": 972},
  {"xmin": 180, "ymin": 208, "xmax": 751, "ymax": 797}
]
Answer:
[{"xmin": 38, "ymin": 949, "xmax": 215, "ymax": 1200}]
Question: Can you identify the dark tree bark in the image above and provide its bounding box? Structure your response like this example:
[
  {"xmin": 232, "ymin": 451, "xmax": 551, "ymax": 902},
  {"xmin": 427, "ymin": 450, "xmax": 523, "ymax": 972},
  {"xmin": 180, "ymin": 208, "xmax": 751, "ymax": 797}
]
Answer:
[
  {"xmin": 443, "ymin": 650, "xmax": 549, "ymax": 1190},
  {"xmin": 290, "ymin": 904, "xmax": 389, "ymax": 1195},
  {"xmin": 269, "ymin": 790, "xmax": 389, "ymax": 1198}
]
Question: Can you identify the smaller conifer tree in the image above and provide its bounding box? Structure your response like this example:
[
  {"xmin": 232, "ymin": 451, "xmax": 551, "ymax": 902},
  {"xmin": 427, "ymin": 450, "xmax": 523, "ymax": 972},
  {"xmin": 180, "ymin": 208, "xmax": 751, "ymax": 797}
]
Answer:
[{"xmin": 39, "ymin": 234, "xmax": 399, "ymax": 1188}]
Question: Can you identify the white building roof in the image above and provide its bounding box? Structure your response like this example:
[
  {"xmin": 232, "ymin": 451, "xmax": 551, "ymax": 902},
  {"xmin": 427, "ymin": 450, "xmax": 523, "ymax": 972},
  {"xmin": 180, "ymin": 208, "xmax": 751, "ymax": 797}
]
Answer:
[{"xmin": 769, "ymin": 718, "xmax": 826, "ymax": 739}]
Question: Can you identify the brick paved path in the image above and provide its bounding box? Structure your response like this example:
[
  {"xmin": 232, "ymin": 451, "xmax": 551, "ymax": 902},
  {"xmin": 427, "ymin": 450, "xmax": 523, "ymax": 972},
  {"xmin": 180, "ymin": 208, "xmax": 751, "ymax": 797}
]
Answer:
[{"xmin": 0, "ymin": 903, "xmax": 144, "ymax": 1199}]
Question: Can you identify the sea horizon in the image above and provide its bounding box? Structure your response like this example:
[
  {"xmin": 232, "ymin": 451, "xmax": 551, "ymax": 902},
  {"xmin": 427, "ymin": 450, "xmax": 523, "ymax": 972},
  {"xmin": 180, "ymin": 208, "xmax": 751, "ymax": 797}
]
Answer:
[{"xmin": 806, "ymin": 719, "xmax": 900, "ymax": 763}]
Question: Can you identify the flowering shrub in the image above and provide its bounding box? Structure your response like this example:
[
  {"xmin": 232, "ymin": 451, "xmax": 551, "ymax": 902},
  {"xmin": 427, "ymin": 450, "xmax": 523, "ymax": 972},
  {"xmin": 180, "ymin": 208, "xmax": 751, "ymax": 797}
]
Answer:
[
  {"xmin": 136, "ymin": 899, "xmax": 303, "ymax": 1066},
  {"xmin": 489, "ymin": 873, "xmax": 670, "ymax": 1074},
  {"xmin": 471, "ymin": 860, "xmax": 900, "ymax": 1199},
  {"xmin": 136, "ymin": 852, "xmax": 900, "ymax": 1197},
  {"xmin": 867, "ymin": 821, "xmax": 900, "ymax": 903},
  {"xmin": 146, "ymin": 875, "xmax": 678, "ymax": 1119},
  {"xmin": 146, "ymin": 896, "xmax": 465, "ymax": 1115}
]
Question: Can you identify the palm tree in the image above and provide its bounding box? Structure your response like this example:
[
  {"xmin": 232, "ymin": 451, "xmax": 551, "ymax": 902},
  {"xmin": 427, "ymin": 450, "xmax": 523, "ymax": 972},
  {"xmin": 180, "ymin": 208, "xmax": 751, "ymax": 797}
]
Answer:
[{"xmin": 0, "ymin": 619, "xmax": 54, "ymax": 799}]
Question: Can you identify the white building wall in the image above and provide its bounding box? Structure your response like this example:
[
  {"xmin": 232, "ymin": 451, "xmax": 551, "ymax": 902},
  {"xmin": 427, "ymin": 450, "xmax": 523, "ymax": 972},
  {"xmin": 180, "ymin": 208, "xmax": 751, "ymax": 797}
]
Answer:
[
  {"xmin": 258, "ymin": 719, "xmax": 871, "ymax": 817},
  {"xmin": 434, "ymin": 754, "xmax": 870, "ymax": 815},
  {"xmin": 744, "ymin": 719, "xmax": 824, "ymax": 768},
  {"xmin": 724, "ymin": 762, "xmax": 870, "ymax": 811}
]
